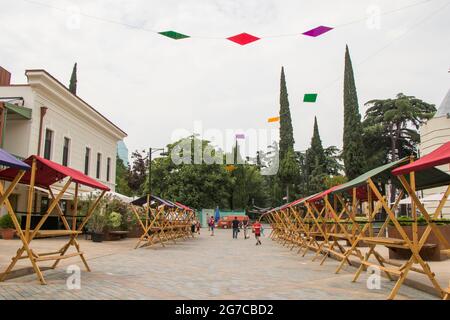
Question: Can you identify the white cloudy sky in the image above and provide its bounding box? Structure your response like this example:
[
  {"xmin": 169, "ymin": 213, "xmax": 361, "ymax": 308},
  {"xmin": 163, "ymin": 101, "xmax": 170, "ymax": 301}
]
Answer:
[{"xmin": 1, "ymin": 0, "xmax": 449, "ymax": 159}]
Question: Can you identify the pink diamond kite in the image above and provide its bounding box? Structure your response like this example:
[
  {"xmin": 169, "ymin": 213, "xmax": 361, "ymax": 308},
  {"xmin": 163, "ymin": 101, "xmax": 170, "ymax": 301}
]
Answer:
[
  {"xmin": 227, "ymin": 33, "xmax": 260, "ymax": 45},
  {"xmin": 302, "ymin": 26, "xmax": 333, "ymax": 37}
]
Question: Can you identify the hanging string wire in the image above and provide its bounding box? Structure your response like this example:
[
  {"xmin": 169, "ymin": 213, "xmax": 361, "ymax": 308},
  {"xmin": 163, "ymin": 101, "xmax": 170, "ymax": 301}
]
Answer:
[
  {"xmin": 272, "ymin": 0, "xmax": 450, "ymax": 120},
  {"xmin": 19, "ymin": 0, "xmax": 443, "ymax": 39}
]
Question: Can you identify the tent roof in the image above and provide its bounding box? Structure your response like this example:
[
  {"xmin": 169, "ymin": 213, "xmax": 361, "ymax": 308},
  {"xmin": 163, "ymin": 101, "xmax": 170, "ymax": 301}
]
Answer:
[
  {"xmin": 331, "ymin": 156, "xmax": 450, "ymax": 196},
  {"xmin": 0, "ymin": 155, "xmax": 109, "ymax": 191},
  {"xmin": 307, "ymin": 185, "xmax": 342, "ymax": 203},
  {"xmin": 332, "ymin": 158, "xmax": 409, "ymax": 194},
  {"xmin": 0, "ymin": 148, "xmax": 30, "ymax": 170},
  {"xmin": 175, "ymin": 202, "xmax": 194, "ymax": 211},
  {"xmin": 131, "ymin": 194, "xmax": 177, "ymax": 207},
  {"xmin": 393, "ymin": 142, "xmax": 450, "ymax": 176}
]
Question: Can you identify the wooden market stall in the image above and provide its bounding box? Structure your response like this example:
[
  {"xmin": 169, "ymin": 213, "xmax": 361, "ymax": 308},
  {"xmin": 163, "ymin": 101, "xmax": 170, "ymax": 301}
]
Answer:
[
  {"xmin": 330, "ymin": 156, "xmax": 450, "ymax": 299},
  {"xmin": 392, "ymin": 142, "xmax": 450, "ymax": 299},
  {"xmin": 0, "ymin": 155, "xmax": 109, "ymax": 285},
  {"xmin": 130, "ymin": 195, "xmax": 195, "ymax": 249}
]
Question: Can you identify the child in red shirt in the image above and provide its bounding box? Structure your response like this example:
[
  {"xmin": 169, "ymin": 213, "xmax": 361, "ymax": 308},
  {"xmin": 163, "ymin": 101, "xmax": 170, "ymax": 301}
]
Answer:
[{"xmin": 253, "ymin": 221, "xmax": 262, "ymax": 245}]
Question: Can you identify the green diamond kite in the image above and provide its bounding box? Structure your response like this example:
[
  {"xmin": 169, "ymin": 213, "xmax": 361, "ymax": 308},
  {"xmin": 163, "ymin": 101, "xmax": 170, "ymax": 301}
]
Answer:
[
  {"xmin": 303, "ymin": 93, "xmax": 318, "ymax": 103},
  {"xmin": 158, "ymin": 31, "xmax": 190, "ymax": 40}
]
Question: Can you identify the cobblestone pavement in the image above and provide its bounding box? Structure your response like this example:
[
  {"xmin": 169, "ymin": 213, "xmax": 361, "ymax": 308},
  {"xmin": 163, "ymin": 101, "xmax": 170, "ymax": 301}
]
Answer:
[{"xmin": 0, "ymin": 229, "xmax": 436, "ymax": 300}]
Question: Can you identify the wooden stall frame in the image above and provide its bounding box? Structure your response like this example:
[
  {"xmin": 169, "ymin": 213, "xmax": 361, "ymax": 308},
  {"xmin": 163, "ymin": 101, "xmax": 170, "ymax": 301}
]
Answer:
[{"xmin": 0, "ymin": 158, "xmax": 107, "ymax": 285}]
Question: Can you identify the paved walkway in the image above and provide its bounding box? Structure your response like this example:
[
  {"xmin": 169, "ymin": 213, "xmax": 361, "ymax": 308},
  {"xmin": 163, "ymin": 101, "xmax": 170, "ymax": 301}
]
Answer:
[{"xmin": 0, "ymin": 229, "xmax": 436, "ymax": 300}]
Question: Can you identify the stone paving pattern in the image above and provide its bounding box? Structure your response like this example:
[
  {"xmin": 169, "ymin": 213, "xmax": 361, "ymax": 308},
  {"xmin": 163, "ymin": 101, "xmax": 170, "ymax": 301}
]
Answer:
[{"xmin": 0, "ymin": 229, "xmax": 436, "ymax": 300}]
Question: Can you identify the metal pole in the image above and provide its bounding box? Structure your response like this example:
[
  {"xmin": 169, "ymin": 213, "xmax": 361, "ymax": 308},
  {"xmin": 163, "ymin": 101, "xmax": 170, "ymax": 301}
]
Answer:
[{"xmin": 148, "ymin": 147, "xmax": 152, "ymax": 196}]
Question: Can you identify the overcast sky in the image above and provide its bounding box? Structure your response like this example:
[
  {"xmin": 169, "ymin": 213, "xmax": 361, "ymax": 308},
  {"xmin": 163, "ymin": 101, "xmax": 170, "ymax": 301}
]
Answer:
[{"xmin": 1, "ymin": 0, "xmax": 449, "ymax": 160}]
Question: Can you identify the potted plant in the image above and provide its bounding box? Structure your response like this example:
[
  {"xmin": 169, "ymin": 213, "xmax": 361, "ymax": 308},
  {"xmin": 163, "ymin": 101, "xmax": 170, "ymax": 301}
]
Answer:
[
  {"xmin": 88, "ymin": 208, "xmax": 107, "ymax": 242},
  {"xmin": 0, "ymin": 214, "xmax": 19, "ymax": 240},
  {"xmin": 105, "ymin": 211, "xmax": 125, "ymax": 240}
]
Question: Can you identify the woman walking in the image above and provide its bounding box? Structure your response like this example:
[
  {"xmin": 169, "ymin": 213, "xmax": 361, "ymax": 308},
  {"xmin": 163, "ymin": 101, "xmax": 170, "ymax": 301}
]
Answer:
[{"xmin": 209, "ymin": 216, "xmax": 215, "ymax": 236}]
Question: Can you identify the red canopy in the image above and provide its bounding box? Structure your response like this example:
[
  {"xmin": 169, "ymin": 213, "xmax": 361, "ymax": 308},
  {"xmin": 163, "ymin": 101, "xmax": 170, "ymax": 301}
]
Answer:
[
  {"xmin": 0, "ymin": 155, "xmax": 110, "ymax": 191},
  {"xmin": 175, "ymin": 202, "xmax": 193, "ymax": 211},
  {"xmin": 307, "ymin": 185, "xmax": 342, "ymax": 203},
  {"xmin": 392, "ymin": 142, "xmax": 450, "ymax": 176}
]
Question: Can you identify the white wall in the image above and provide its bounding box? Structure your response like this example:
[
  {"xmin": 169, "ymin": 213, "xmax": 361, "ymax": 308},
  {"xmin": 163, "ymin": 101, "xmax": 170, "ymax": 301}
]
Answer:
[{"xmin": 420, "ymin": 116, "xmax": 450, "ymax": 218}]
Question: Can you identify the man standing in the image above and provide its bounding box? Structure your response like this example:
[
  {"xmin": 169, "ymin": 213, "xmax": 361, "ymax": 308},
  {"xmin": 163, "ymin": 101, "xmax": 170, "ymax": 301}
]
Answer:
[
  {"xmin": 232, "ymin": 217, "xmax": 240, "ymax": 239},
  {"xmin": 253, "ymin": 220, "xmax": 262, "ymax": 245}
]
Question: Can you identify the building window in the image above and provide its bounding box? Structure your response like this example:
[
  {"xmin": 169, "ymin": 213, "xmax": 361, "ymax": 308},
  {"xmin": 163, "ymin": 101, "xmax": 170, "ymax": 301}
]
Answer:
[
  {"xmin": 96, "ymin": 153, "xmax": 102, "ymax": 179},
  {"xmin": 10, "ymin": 194, "xmax": 18, "ymax": 212},
  {"xmin": 84, "ymin": 147, "xmax": 90, "ymax": 175},
  {"xmin": 43, "ymin": 129, "xmax": 53, "ymax": 160},
  {"xmin": 62, "ymin": 137, "xmax": 70, "ymax": 166},
  {"xmin": 40, "ymin": 196, "xmax": 49, "ymax": 213},
  {"xmin": 106, "ymin": 157, "xmax": 111, "ymax": 182}
]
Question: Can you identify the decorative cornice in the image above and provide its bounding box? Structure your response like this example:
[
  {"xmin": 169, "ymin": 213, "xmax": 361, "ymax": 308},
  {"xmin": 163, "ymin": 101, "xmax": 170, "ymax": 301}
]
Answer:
[{"xmin": 25, "ymin": 69, "xmax": 127, "ymax": 140}]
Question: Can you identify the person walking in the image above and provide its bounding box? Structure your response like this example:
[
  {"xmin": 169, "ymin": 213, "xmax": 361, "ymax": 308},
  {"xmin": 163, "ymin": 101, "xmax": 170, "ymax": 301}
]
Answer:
[
  {"xmin": 206, "ymin": 215, "xmax": 211, "ymax": 232},
  {"xmin": 209, "ymin": 216, "xmax": 215, "ymax": 236},
  {"xmin": 191, "ymin": 220, "xmax": 196, "ymax": 234},
  {"xmin": 196, "ymin": 220, "xmax": 201, "ymax": 235},
  {"xmin": 253, "ymin": 220, "xmax": 262, "ymax": 245},
  {"xmin": 232, "ymin": 217, "xmax": 240, "ymax": 239},
  {"xmin": 243, "ymin": 219, "xmax": 249, "ymax": 239}
]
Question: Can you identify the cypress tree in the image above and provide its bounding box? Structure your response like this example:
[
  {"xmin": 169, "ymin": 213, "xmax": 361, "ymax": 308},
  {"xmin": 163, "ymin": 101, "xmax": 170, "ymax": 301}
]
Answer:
[
  {"xmin": 279, "ymin": 66, "xmax": 295, "ymax": 160},
  {"xmin": 342, "ymin": 45, "xmax": 365, "ymax": 180},
  {"xmin": 310, "ymin": 117, "xmax": 326, "ymax": 168},
  {"xmin": 69, "ymin": 63, "xmax": 77, "ymax": 95},
  {"xmin": 305, "ymin": 117, "xmax": 327, "ymax": 194}
]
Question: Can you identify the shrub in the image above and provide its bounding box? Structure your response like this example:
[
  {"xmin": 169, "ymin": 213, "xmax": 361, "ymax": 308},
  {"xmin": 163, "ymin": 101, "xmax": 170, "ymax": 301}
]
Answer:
[
  {"xmin": 0, "ymin": 214, "xmax": 19, "ymax": 229},
  {"xmin": 108, "ymin": 212, "xmax": 122, "ymax": 230}
]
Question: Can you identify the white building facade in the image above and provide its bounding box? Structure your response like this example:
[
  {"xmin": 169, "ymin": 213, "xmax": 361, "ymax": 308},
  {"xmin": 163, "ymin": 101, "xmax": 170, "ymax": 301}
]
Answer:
[
  {"xmin": 0, "ymin": 68, "xmax": 127, "ymax": 216},
  {"xmin": 420, "ymin": 89, "xmax": 450, "ymax": 218}
]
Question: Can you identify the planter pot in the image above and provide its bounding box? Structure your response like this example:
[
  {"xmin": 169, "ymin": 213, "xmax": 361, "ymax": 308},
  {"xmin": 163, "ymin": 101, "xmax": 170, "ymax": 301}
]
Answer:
[
  {"xmin": 91, "ymin": 232, "xmax": 104, "ymax": 243},
  {"xmin": 387, "ymin": 225, "xmax": 450, "ymax": 261},
  {"xmin": 1, "ymin": 228, "xmax": 16, "ymax": 240}
]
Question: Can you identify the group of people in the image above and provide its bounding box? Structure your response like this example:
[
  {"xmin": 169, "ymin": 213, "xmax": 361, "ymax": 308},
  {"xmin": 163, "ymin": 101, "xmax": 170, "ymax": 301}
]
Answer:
[
  {"xmin": 194, "ymin": 215, "xmax": 263, "ymax": 245},
  {"xmin": 230, "ymin": 217, "xmax": 263, "ymax": 245}
]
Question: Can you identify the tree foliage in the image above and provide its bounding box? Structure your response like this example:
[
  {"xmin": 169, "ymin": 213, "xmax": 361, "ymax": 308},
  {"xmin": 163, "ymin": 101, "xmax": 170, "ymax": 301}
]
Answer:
[
  {"xmin": 69, "ymin": 63, "xmax": 77, "ymax": 95},
  {"xmin": 342, "ymin": 45, "xmax": 366, "ymax": 180},
  {"xmin": 363, "ymin": 93, "xmax": 436, "ymax": 164},
  {"xmin": 278, "ymin": 66, "xmax": 295, "ymax": 160}
]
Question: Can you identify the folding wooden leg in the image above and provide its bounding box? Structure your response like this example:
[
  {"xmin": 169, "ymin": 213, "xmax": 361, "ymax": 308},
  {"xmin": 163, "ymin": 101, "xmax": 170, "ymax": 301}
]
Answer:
[
  {"xmin": 387, "ymin": 259, "xmax": 414, "ymax": 300},
  {"xmin": 0, "ymin": 182, "xmax": 47, "ymax": 285}
]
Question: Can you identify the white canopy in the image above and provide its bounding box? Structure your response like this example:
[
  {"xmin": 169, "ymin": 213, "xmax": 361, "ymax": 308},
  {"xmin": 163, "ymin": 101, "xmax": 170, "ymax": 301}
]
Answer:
[{"xmin": 34, "ymin": 186, "xmax": 134, "ymax": 203}]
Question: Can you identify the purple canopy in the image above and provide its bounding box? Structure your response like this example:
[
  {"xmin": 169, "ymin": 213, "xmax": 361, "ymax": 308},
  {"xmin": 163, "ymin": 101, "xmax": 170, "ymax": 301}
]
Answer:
[{"xmin": 0, "ymin": 148, "xmax": 30, "ymax": 170}]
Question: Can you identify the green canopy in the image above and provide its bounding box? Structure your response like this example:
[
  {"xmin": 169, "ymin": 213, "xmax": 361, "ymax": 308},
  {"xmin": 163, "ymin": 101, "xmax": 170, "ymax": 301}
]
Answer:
[
  {"xmin": 332, "ymin": 157, "xmax": 450, "ymax": 195},
  {"xmin": 4, "ymin": 102, "xmax": 32, "ymax": 120}
]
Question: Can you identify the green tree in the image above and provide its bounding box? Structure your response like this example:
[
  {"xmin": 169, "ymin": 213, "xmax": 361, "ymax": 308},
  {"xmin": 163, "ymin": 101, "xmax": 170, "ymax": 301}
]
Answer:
[
  {"xmin": 279, "ymin": 66, "xmax": 295, "ymax": 160},
  {"xmin": 342, "ymin": 45, "xmax": 366, "ymax": 180},
  {"xmin": 304, "ymin": 117, "xmax": 327, "ymax": 194},
  {"xmin": 115, "ymin": 156, "xmax": 132, "ymax": 196},
  {"xmin": 324, "ymin": 146, "xmax": 344, "ymax": 176},
  {"xmin": 279, "ymin": 148, "xmax": 298, "ymax": 203},
  {"xmin": 324, "ymin": 175, "xmax": 348, "ymax": 189},
  {"xmin": 69, "ymin": 63, "xmax": 77, "ymax": 94},
  {"xmin": 363, "ymin": 93, "xmax": 436, "ymax": 162},
  {"xmin": 145, "ymin": 136, "xmax": 234, "ymax": 210},
  {"xmin": 361, "ymin": 123, "xmax": 391, "ymax": 169},
  {"xmin": 128, "ymin": 150, "xmax": 148, "ymax": 196}
]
